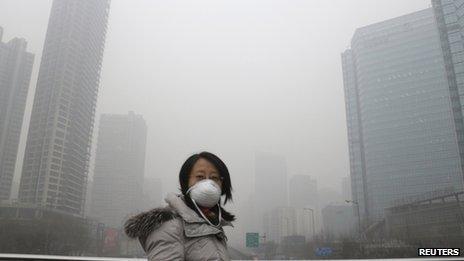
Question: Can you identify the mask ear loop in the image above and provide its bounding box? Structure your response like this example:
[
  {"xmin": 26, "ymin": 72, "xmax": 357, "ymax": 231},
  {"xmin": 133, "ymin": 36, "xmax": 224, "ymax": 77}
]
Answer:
[
  {"xmin": 191, "ymin": 198, "xmax": 222, "ymax": 227},
  {"xmin": 186, "ymin": 182, "xmax": 196, "ymax": 195}
]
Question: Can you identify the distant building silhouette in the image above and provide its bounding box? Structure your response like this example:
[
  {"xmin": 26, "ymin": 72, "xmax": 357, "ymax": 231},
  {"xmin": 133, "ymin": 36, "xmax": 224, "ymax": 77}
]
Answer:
[
  {"xmin": 254, "ymin": 152, "xmax": 288, "ymax": 236},
  {"xmin": 288, "ymin": 175, "xmax": 320, "ymax": 235},
  {"xmin": 90, "ymin": 112, "xmax": 147, "ymax": 228},
  {"xmin": 321, "ymin": 204, "xmax": 355, "ymax": 239},
  {"xmin": 289, "ymin": 175, "xmax": 317, "ymax": 209},
  {"xmin": 342, "ymin": 7, "xmax": 464, "ymax": 224},
  {"xmin": 263, "ymin": 206, "xmax": 314, "ymax": 243},
  {"xmin": 255, "ymin": 152, "xmax": 287, "ymax": 212},
  {"xmin": 0, "ymin": 27, "xmax": 34, "ymax": 201},
  {"xmin": 18, "ymin": 0, "xmax": 110, "ymax": 215}
]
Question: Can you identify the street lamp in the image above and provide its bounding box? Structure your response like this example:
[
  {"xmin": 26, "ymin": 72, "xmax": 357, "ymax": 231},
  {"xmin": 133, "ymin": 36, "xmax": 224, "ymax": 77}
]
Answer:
[
  {"xmin": 345, "ymin": 200, "xmax": 362, "ymax": 239},
  {"xmin": 345, "ymin": 200, "xmax": 364, "ymax": 257},
  {"xmin": 303, "ymin": 207, "xmax": 315, "ymax": 239}
]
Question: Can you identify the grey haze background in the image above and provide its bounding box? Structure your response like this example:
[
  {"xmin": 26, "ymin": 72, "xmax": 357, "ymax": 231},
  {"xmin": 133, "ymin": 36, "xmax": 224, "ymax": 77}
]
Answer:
[{"xmin": 1, "ymin": 0, "xmax": 429, "ymax": 211}]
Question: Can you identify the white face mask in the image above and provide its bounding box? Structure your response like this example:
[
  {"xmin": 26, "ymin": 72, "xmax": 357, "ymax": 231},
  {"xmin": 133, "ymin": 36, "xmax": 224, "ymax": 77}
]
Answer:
[{"xmin": 186, "ymin": 179, "xmax": 222, "ymax": 208}]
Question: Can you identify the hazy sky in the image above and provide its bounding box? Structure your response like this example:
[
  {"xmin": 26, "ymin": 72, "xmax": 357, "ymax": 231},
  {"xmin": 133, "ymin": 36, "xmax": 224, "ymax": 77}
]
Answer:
[{"xmin": 1, "ymin": 0, "xmax": 430, "ymax": 206}]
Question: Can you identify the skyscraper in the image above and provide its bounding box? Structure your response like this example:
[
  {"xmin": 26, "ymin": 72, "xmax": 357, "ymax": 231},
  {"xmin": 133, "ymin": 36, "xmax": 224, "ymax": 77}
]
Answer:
[
  {"xmin": 288, "ymin": 175, "xmax": 318, "ymax": 209},
  {"xmin": 90, "ymin": 112, "xmax": 147, "ymax": 228},
  {"xmin": 342, "ymin": 8, "xmax": 464, "ymax": 223},
  {"xmin": 254, "ymin": 152, "xmax": 288, "ymax": 235},
  {"xmin": 288, "ymin": 175, "xmax": 319, "ymax": 235},
  {"xmin": 255, "ymin": 152, "xmax": 288, "ymax": 213},
  {"xmin": 19, "ymin": 0, "xmax": 110, "ymax": 215},
  {"xmin": 263, "ymin": 207, "xmax": 314, "ymax": 243},
  {"xmin": 341, "ymin": 176, "xmax": 351, "ymax": 201},
  {"xmin": 321, "ymin": 204, "xmax": 355, "ymax": 239},
  {"xmin": 0, "ymin": 27, "xmax": 34, "ymax": 200},
  {"xmin": 432, "ymin": 0, "xmax": 464, "ymax": 168},
  {"xmin": 263, "ymin": 207, "xmax": 297, "ymax": 243}
]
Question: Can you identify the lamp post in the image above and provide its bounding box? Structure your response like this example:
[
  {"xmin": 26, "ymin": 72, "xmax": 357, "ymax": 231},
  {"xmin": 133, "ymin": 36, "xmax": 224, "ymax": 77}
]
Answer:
[
  {"xmin": 345, "ymin": 200, "xmax": 364, "ymax": 257},
  {"xmin": 304, "ymin": 207, "xmax": 316, "ymax": 239},
  {"xmin": 345, "ymin": 200, "xmax": 361, "ymax": 238}
]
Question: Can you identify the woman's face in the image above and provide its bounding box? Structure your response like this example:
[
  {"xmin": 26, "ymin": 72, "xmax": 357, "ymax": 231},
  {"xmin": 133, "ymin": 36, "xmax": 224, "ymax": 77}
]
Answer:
[{"xmin": 188, "ymin": 158, "xmax": 223, "ymax": 190}]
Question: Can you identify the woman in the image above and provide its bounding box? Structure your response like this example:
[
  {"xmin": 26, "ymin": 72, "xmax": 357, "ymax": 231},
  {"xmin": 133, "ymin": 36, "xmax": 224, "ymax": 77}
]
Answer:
[{"xmin": 124, "ymin": 151, "xmax": 235, "ymax": 260}]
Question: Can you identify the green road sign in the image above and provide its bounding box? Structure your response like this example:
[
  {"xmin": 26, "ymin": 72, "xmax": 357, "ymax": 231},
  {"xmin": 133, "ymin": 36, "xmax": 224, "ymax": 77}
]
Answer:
[{"xmin": 246, "ymin": 232, "xmax": 259, "ymax": 248}]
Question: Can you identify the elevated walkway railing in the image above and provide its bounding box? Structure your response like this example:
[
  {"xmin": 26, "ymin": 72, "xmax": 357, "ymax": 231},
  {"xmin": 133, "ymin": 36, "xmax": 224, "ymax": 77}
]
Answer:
[{"xmin": 0, "ymin": 254, "xmax": 146, "ymax": 261}]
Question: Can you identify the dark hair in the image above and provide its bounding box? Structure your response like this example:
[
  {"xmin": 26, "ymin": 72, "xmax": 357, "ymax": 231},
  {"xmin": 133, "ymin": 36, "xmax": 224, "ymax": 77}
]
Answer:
[{"xmin": 179, "ymin": 151, "xmax": 233, "ymax": 204}]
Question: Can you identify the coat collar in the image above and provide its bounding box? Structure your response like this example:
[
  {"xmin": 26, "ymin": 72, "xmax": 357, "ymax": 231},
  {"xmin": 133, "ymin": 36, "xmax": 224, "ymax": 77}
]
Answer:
[
  {"xmin": 165, "ymin": 193, "xmax": 233, "ymax": 238},
  {"xmin": 165, "ymin": 193, "xmax": 204, "ymax": 223},
  {"xmin": 124, "ymin": 193, "xmax": 234, "ymax": 241}
]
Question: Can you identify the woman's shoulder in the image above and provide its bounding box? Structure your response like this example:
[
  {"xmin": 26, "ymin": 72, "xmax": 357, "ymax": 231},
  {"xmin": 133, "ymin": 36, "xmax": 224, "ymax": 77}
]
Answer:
[{"xmin": 124, "ymin": 206, "xmax": 182, "ymax": 240}]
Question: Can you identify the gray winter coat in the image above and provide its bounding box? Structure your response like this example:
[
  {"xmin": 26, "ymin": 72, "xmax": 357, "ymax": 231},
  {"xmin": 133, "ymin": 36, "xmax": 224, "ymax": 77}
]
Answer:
[{"xmin": 124, "ymin": 193, "xmax": 235, "ymax": 261}]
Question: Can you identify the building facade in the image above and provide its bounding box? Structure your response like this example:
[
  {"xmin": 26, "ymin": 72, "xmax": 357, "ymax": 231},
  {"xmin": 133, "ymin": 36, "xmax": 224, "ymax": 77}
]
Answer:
[
  {"xmin": 90, "ymin": 112, "xmax": 147, "ymax": 228},
  {"xmin": 385, "ymin": 191, "xmax": 464, "ymax": 247},
  {"xmin": 0, "ymin": 27, "xmax": 34, "ymax": 201},
  {"xmin": 255, "ymin": 152, "xmax": 288, "ymax": 235},
  {"xmin": 255, "ymin": 152, "xmax": 288, "ymax": 213},
  {"xmin": 321, "ymin": 204, "xmax": 355, "ymax": 239},
  {"xmin": 288, "ymin": 175, "xmax": 319, "ymax": 235},
  {"xmin": 432, "ymin": 0, "xmax": 464, "ymax": 176},
  {"xmin": 263, "ymin": 207, "xmax": 293, "ymax": 244},
  {"xmin": 18, "ymin": 0, "xmax": 110, "ymax": 215},
  {"xmin": 0, "ymin": 201, "xmax": 100, "ymax": 255},
  {"xmin": 289, "ymin": 175, "xmax": 318, "ymax": 209},
  {"xmin": 263, "ymin": 206, "xmax": 314, "ymax": 243},
  {"xmin": 342, "ymin": 8, "xmax": 464, "ymax": 223},
  {"xmin": 341, "ymin": 176, "xmax": 352, "ymax": 201}
]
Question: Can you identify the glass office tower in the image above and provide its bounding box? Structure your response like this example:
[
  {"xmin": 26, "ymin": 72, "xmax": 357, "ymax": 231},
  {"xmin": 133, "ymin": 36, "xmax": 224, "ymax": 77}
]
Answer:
[{"xmin": 342, "ymin": 8, "xmax": 464, "ymax": 223}]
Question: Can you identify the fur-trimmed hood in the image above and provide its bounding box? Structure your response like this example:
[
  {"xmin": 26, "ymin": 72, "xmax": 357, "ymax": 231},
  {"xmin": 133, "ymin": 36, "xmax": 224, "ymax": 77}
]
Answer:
[
  {"xmin": 124, "ymin": 206, "xmax": 179, "ymax": 240},
  {"xmin": 124, "ymin": 193, "xmax": 235, "ymax": 240}
]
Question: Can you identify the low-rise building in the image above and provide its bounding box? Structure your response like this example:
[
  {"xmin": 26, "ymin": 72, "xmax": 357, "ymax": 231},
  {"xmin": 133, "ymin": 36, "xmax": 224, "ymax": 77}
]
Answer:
[{"xmin": 385, "ymin": 191, "xmax": 464, "ymax": 247}]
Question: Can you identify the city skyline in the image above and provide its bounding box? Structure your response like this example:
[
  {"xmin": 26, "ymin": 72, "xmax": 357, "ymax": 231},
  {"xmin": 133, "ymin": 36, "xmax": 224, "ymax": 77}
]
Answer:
[
  {"xmin": 0, "ymin": 0, "xmax": 436, "ymax": 234},
  {"xmin": 3, "ymin": 0, "xmax": 464, "ymax": 258},
  {"xmin": 0, "ymin": 1, "xmax": 430, "ymax": 205}
]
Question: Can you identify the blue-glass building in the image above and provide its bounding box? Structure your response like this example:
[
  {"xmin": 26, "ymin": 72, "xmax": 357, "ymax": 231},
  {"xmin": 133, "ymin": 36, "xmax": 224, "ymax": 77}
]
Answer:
[{"xmin": 342, "ymin": 6, "xmax": 464, "ymax": 224}]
